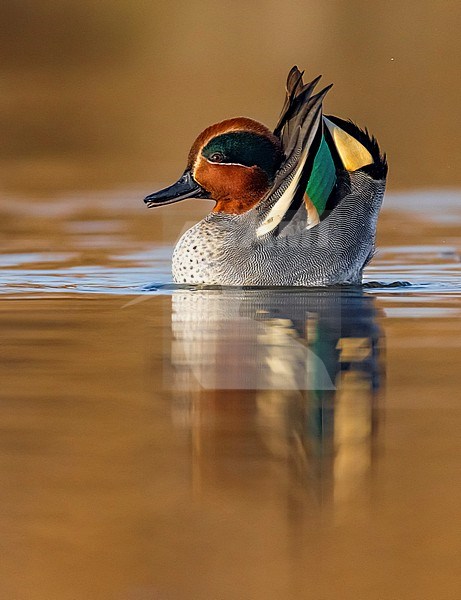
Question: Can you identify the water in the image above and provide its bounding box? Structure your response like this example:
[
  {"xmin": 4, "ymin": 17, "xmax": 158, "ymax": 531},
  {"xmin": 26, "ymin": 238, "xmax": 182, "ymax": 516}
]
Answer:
[
  {"xmin": 1, "ymin": 189, "xmax": 460, "ymax": 296},
  {"xmin": 1, "ymin": 190, "xmax": 460, "ymax": 599}
]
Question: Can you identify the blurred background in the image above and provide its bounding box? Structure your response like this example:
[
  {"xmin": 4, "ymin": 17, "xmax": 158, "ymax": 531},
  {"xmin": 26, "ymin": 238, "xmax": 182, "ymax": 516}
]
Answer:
[
  {"xmin": 1, "ymin": 4, "xmax": 461, "ymax": 600},
  {"xmin": 1, "ymin": 0, "xmax": 461, "ymax": 196}
]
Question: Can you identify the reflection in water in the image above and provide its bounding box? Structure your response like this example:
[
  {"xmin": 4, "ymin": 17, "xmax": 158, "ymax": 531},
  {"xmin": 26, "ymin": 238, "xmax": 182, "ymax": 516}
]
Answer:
[
  {"xmin": 1, "ymin": 288, "xmax": 460, "ymax": 598},
  {"xmin": 168, "ymin": 288, "xmax": 384, "ymax": 507}
]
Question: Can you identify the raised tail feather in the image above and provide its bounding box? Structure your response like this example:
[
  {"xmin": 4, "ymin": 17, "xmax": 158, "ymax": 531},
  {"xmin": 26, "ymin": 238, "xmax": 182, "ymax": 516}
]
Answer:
[{"xmin": 256, "ymin": 67, "xmax": 387, "ymax": 237}]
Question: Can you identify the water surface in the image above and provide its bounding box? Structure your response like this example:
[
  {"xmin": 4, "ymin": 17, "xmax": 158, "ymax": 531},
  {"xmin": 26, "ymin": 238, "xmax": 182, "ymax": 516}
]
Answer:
[{"xmin": 1, "ymin": 190, "xmax": 460, "ymax": 599}]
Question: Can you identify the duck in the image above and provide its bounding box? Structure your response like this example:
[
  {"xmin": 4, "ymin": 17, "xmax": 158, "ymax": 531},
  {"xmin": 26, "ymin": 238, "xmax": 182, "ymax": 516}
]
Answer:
[{"xmin": 144, "ymin": 67, "xmax": 387, "ymax": 286}]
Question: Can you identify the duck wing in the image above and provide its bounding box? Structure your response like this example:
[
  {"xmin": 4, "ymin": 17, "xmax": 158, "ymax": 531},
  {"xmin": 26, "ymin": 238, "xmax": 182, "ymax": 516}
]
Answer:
[
  {"xmin": 255, "ymin": 67, "xmax": 387, "ymax": 239},
  {"xmin": 255, "ymin": 68, "xmax": 331, "ymax": 237},
  {"xmin": 273, "ymin": 66, "xmax": 322, "ymax": 144}
]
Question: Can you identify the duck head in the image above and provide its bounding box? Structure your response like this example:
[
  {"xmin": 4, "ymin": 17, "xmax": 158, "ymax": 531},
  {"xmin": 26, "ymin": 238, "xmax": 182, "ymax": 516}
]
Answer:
[{"xmin": 144, "ymin": 117, "xmax": 282, "ymax": 214}]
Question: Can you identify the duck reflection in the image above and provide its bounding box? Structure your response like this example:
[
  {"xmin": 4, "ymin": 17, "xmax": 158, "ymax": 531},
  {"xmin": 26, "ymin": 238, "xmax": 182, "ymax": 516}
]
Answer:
[{"xmin": 167, "ymin": 288, "xmax": 384, "ymax": 507}]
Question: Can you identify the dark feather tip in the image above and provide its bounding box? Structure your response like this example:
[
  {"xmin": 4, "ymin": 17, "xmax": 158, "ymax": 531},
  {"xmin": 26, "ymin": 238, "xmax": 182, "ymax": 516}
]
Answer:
[{"xmin": 325, "ymin": 115, "xmax": 388, "ymax": 179}]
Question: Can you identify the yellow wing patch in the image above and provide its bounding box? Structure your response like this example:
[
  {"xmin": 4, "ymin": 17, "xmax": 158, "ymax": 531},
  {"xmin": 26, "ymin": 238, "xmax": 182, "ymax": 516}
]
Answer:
[{"xmin": 324, "ymin": 117, "xmax": 373, "ymax": 172}]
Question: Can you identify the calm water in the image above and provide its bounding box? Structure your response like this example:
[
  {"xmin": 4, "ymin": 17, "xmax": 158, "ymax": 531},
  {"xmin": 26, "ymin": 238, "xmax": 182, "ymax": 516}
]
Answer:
[{"xmin": 1, "ymin": 190, "xmax": 460, "ymax": 599}]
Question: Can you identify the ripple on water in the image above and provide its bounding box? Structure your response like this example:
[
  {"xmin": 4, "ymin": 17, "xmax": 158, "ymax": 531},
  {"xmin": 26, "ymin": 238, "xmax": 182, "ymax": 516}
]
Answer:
[{"xmin": 0, "ymin": 189, "xmax": 459, "ymax": 302}]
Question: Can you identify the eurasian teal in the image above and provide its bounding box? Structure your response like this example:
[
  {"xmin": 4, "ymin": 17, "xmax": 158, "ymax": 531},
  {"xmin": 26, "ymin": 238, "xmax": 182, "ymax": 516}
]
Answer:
[{"xmin": 144, "ymin": 67, "xmax": 387, "ymax": 286}]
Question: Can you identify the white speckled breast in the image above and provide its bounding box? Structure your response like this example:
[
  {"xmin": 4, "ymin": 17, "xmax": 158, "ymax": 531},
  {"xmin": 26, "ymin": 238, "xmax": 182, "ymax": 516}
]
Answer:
[{"xmin": 172, "ymin": 219, "xmax": 228, "ymax": 284}]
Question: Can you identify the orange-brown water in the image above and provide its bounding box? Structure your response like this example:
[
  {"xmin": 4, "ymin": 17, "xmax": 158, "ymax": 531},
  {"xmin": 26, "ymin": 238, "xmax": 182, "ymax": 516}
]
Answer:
[
  {"xmin": 1, "ymin": 191, "xmax": 460, "ymax": 599},
  {"xmin": 1, "ymin": 2, "xmax": 461, "ymax": 598}
]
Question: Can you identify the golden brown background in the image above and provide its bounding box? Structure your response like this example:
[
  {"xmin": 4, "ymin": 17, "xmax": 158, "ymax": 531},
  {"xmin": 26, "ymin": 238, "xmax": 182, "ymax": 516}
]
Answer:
[
  {"xmin": 1, "ymin": 4, "xmax": 461, "ymax": 600},
  {"xmin": 1, "ymin": 0, "xmax": 460, "ymax": 195}
]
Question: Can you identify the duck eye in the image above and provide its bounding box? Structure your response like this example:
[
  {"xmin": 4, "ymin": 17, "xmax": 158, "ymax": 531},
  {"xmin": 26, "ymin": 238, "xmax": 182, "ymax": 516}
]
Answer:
[{"xmin": 209, "ymin": 152, "xmax": 225, "ymax": 163}]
